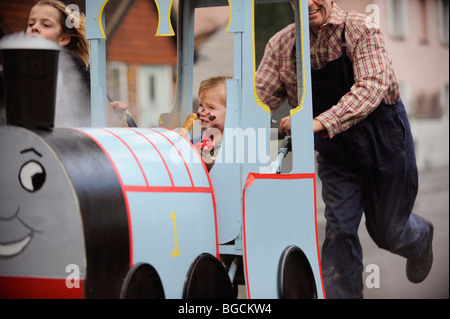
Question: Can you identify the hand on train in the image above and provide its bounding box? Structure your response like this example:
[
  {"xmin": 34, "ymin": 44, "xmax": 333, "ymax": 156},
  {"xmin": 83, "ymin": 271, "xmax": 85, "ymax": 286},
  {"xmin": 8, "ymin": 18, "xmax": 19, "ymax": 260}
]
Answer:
[
  {"xmin": 111, "ymin": 100, "xmax": 128, "ymax": 117},
  {"xmin": 108, "ymin": 100, "xmax": 129, "ymax": 127},
  {"xmin": 279, "ymin": 116, "xmax": 326, "ymax": 135}
]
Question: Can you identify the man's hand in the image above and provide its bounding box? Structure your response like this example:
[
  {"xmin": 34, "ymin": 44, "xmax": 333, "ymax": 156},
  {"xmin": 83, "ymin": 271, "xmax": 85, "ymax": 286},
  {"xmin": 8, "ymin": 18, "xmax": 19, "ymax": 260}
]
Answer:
[
  {"xmin": 279, "ymin": 116, "xmax": 291, "ymax": 135},
  {"xmin": 279, "ymin": 116, "xmax": 326, "ymax": 135},
  {"xmin": 313, "ymin": 119, "xmax": 325, "ymax": 133}
]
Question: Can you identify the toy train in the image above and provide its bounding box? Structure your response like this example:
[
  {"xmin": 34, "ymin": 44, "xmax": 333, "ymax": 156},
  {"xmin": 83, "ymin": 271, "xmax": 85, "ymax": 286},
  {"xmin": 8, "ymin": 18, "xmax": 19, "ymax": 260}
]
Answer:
[{"xmin": 0, "ymin": 0, "xmax": 325, "ymax": 299}]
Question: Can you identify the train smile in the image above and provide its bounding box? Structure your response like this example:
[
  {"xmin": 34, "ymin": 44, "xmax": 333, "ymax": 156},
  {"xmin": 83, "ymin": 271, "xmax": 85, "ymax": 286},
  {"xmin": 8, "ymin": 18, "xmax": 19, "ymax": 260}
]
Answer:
[
  {"xmin": 0, "ymin": 206, "xmax": 36, "ymax": 258},
  {"xmin": 0, "ymin": 235, "xmax": 32, "ymax": 258}
]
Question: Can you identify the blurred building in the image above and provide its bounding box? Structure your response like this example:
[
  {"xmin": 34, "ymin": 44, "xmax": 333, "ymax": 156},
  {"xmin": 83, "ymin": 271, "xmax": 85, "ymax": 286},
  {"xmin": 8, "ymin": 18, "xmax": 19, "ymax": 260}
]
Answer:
[
  {"xmin": 338, "ymin": 0, "xmax": 449, "ymax": 120},
  {"xmin": 0, "ymin": 0, "xmax": 178, "ymax": 127},
  {"xmin": 0, "ymin": 0, "xmax": 231, "ymax": 127}
]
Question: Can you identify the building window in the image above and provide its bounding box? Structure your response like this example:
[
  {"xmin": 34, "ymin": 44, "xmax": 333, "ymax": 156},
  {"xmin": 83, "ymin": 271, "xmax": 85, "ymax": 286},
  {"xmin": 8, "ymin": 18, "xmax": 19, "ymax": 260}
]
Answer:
[
  {"xmin": 438, "ymin": 0, "xmax": 449, "ymax": 46},
  {"xmin": 387, "ymin": 0, "xmax": 409, "ymax": 40},
  {"xmin": 107, "ymin": 62, "xmax": 128, "ymax": 104},
  {"xmin": 138, "ymin": 65, "xmax": 174, "ymax": 127}
]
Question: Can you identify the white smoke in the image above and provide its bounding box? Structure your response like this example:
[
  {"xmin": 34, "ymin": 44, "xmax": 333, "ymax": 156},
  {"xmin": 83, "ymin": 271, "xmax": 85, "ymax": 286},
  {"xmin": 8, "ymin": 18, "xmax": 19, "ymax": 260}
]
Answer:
[
  {"xmin": 0, "ymin": 32, "xmax": 91, "ymax": 127},
  {"xmin": 54, "ymin": 48, "xmax": 91, "ymax": 127},
  {"xmin": 0, "ymin": 32, "xmax": 61, "ymax": 51}
]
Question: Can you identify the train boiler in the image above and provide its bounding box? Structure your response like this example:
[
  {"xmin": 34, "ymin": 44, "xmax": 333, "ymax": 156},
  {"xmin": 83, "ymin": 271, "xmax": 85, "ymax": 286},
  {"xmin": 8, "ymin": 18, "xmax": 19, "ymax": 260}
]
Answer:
[
  {"xmin": 0, "ymin": 0, "xmax": 325, "ymax": 299},
  {"xmin": 0, "ymin": 125, "xmax": 232, "ymax": 298}
]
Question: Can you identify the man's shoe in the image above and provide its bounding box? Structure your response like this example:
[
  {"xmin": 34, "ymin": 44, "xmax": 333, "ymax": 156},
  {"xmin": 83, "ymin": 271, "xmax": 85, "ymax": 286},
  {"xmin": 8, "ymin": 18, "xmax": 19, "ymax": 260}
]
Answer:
[{"xmin": 406, "ymin": 222, "xmax": 434, "ymax": 284}]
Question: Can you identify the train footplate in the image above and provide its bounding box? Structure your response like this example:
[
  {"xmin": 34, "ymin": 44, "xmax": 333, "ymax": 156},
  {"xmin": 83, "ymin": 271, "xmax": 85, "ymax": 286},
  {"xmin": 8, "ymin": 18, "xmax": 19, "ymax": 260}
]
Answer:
[{"xmin": 242, "ymin": 173, "xmax": 325, "ymax": 299}]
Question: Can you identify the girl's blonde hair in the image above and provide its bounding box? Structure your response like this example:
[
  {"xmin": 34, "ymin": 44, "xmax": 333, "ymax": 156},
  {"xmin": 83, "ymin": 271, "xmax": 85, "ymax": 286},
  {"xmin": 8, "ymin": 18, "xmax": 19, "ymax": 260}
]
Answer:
[
  {"xmin": 33, "ymin": 0, "xmax": 90, "ymax": 69},
  {"xmin": 198, "ymin": 75, "xmax": 233, "ymax": 105}
]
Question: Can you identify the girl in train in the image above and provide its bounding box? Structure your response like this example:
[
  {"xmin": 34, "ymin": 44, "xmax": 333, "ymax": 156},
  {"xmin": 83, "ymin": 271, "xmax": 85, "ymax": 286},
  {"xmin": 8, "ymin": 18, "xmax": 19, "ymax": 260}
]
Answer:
[
  {"xmin": 25, "ymin": 0, "xmax": 129, "ymax": 127},
  {"xmin": 193, "ymin": 75, "xmax": 232, "ymax": 171}
]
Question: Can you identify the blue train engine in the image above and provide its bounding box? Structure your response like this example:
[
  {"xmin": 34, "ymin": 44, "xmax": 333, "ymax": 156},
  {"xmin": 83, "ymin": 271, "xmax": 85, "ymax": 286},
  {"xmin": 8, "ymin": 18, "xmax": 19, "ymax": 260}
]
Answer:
[{"xmin": 0, "ymin": 0, "xmax": 324, "ymax": 299}]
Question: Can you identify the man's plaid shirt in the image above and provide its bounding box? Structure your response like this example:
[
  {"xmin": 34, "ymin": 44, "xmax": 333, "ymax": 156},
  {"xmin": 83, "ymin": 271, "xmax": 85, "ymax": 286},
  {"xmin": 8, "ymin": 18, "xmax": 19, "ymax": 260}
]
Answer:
[{"xmin": 255, "ymin": 4, "xmax": 400, "ymax": 139}]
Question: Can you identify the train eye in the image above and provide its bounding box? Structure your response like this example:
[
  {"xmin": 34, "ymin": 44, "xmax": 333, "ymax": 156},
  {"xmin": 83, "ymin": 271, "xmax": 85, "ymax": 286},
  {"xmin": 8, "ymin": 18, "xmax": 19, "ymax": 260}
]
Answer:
[{"xmin": 19, "ymin": 160, "xmax": 46, "ymax": 192}]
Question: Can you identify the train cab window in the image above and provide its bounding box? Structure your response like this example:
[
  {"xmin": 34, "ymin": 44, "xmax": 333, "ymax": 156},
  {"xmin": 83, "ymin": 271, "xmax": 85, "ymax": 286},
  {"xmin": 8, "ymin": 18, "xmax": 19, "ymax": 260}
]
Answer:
[
  {"xmin": 191, "ymin": 4, "xmax": 234, "ymax": 139},
  {"xmin": 254, "ymin": 1, "xmax": 295, "ymax": 173},
  {"xmin": 157, "ymin": 2, "xmax": 233, "ymax": 137}
]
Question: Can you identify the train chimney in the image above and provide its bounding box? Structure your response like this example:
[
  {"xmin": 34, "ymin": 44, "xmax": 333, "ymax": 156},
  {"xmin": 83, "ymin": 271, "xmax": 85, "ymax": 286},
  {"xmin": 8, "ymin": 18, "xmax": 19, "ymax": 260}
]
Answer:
[{"xmin": 0, "ymin": 34, "xmax": 61, "ymax": 130}]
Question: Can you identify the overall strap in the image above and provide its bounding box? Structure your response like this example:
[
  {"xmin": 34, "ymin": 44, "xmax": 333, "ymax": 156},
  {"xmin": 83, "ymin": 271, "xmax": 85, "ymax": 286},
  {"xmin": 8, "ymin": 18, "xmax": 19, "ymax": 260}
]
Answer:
[
  {"xmin": 341, "ymin": 15, "xmax": 348, "ymax": 57},
  {"xmin": 341, "ymin": 15, "xmax": 353, "ymax": 87}
]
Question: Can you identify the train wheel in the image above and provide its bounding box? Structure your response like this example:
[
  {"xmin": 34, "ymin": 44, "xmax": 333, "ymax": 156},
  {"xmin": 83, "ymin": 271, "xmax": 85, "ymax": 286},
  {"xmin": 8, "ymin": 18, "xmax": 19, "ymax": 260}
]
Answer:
[
  {"xmin": 278, "ymin": 245, "xmax": 318, "ymax": 299},
  {"xmin": 120, "ymin": 263, "xmax": 165, "ymax": 299},
  {"xmin": 183, "ymin": 253, "xmax": 235, "ymax": 299}
]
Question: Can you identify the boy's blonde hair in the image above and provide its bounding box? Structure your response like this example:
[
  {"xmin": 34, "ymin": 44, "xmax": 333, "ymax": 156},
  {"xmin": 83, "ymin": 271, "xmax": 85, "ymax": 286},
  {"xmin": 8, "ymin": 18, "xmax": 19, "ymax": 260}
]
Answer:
[
  {"xmin": 34, "ymin": 0, "xmax": 90, "ymax": 69},
  {"xmin": 198, "ymin": 75, "xmax": 233, "ymax": 105}
]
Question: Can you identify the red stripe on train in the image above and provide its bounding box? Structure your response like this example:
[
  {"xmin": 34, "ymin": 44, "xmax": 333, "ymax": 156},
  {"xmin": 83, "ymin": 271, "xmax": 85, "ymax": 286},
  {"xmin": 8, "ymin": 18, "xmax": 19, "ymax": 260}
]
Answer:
[{"xmin": 0, "ymin": 276, "xmax": 84, "ymax": 299}]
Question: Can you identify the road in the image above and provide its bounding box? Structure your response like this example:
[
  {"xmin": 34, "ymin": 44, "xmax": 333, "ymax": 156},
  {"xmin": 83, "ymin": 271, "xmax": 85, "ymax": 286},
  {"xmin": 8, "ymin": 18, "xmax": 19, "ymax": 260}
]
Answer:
[{"xmin": 315, "ymin": 166, "xmax": 449, "ymax": 299}]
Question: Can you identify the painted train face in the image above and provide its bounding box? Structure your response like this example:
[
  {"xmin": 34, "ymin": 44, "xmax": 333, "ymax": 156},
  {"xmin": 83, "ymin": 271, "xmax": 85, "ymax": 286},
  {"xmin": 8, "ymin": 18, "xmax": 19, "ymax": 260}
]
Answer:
[
  {"xmin": 0, "ymin": 126, "xmax": 229, "ymax": 298},
  {"xmin": 0, "ymin": 126, "xmax": 86, "ymax": 298}
]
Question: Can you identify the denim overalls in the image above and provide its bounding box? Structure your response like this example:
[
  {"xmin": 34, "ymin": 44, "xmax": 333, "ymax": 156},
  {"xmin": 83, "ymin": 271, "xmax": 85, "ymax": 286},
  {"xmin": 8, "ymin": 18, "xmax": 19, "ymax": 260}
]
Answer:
[{"xmin": 311, "ymin": 26, "xmax": 431, "ymax": 299}]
